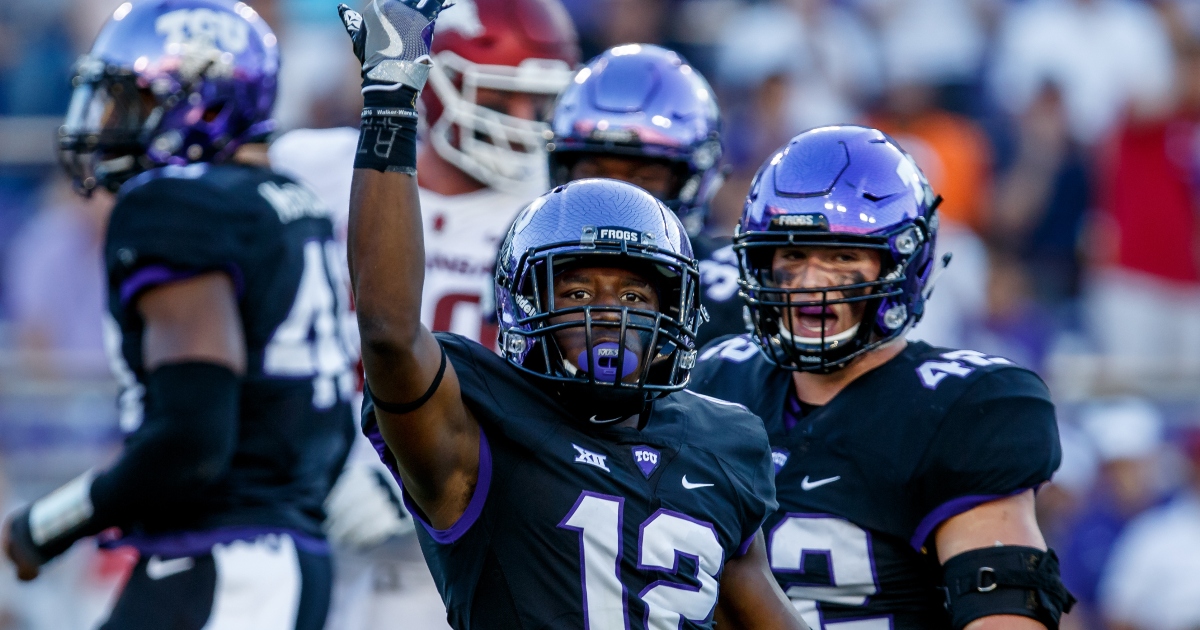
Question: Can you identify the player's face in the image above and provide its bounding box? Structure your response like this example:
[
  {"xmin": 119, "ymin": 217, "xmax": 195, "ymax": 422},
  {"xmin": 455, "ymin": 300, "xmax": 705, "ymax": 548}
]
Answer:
[
  {"xmin": 769, "ymin": 246, "xmax": 882, "ymax": 340},
  {"xmin": 568, "ymin": 155, "xmax": 677, "ymax": 200},
  {"xmin": 549, "ymin": 266, "xmax": 662, "ymax": 383},
  {"xmin": 476, "ymin": 87, "xmax": 556, "ymax": 122}
]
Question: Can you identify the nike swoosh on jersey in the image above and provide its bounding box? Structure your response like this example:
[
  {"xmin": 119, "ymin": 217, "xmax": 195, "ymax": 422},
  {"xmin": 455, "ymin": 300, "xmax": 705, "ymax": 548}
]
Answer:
[
  {"xmin": 146, "ymin": 555, "xmax": 195, "ymax": 580},
  {"xmin": 681, "ymin": 476, "xmax": 714, "ymax": 490},
  {"xmin": 373, "ymin": 0, "xmax": 406, "ymax": 57},
  {"xmin": 800, "ymin": 475, "xmax": 841, "ymax": 491}
]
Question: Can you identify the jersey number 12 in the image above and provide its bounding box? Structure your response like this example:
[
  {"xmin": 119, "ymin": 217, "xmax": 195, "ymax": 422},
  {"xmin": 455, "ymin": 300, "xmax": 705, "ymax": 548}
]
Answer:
[{"xmin": 560, "ymin": 491, "xmax": 725, "ymax": 630}]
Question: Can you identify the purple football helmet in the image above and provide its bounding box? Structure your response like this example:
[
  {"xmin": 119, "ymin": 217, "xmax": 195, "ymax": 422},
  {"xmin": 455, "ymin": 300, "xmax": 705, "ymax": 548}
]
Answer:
[
  {"xmin": 735, "ymin": 125, "xmax": 944, "ymax": 373},
  {"xmin": 59, "ymin": 0, "xmax": 279, "ymax": 193},
  {"xmin": 495, "ymin": 178, "xmax": 703, "ymax": 423},
  {"xmin": 547, "ymin": 44, "xmax": 723, "ymax": 236}
]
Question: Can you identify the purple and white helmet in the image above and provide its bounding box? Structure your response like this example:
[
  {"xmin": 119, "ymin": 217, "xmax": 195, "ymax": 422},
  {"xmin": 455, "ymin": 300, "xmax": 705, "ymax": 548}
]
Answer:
[
  {"xmin": 495, "ymin": 178, "xmax": 703, "ymax": 422},
  {"xmin": 736, "ymin": 125, "xmax": 944, "ymax": 373},
  {"xmin": 548, "ymin": 44, "xmax": 723, "ymax": 236},
  {"xmin": 59, "ymin": 0, "xmax": 279, "ymax": 193}
]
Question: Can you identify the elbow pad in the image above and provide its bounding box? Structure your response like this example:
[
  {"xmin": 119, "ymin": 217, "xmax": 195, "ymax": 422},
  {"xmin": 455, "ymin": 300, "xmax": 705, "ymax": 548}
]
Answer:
[
  {"xmin": 91, "ymin": 362, "xmax": 241, "ymax": 526},
  {"xmin": 8, "ymin": 362, "xmax": 239, "ymax": 571},
  {"xmin": 942, "ymin": 546, "xmax": 1076, "ymax": 630}
]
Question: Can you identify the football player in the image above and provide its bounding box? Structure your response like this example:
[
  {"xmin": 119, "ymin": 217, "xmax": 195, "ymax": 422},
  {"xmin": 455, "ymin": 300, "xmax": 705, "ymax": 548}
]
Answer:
[
  {"xmin": 689, "ymin": 126, "xmax": 1076, "ymax": 630},
  {"xmin": 3, "ymin": 1, "xmax": 356, "ymax": 627},
  {"xmin": 338, "ymin": 1, "xmax": 808, "ymax": 628},
  {"xmin": 547, "ymin": 44, "xmax": 744, "ymax": 348},
  {"xmin": 272, "ymin": 0, "xmax": 578, "ymax": 351},
  {"xmin": 270, "ymin": 3, "xmax": 576, "ymax": 625}
]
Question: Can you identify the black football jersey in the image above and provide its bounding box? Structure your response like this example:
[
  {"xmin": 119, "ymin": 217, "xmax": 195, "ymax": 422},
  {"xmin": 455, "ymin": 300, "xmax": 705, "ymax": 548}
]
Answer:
[
  {"xmin": 103, "ymin": 163, "xmax": 356, "ymax": 545},
  {"xmin": 362, "ymin": 333, "xmax": 777, "ymax": 630},
  {"xmin": 692, "ymin": 235, "xmax": 748, "ymax": 349},
  {"xmin": 688, "ymin": 335, "xmax": 1061, "ymax": 630}
]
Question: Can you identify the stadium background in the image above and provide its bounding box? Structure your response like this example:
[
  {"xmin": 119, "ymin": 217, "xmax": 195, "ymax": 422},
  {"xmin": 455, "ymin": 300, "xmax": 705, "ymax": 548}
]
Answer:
[{"xmin": 1, "ymin": 0, "xmax": 1199, "ymax": 627}]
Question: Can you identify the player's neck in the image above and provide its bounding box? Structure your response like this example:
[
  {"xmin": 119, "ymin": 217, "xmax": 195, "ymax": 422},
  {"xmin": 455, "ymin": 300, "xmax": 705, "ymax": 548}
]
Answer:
[
  {"xmin": 791, "ymin": 337, "xmax": 908, "ymax": 406},
  {"xmin": 417, "ymin": 147, "xmax": 488, "ymax": 196}
]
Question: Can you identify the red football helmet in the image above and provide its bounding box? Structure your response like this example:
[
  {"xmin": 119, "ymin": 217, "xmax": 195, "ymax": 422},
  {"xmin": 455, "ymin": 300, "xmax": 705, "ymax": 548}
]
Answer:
[{"xmin": 424, "ymin": 0, "xmax": 579, "ymax": 192}]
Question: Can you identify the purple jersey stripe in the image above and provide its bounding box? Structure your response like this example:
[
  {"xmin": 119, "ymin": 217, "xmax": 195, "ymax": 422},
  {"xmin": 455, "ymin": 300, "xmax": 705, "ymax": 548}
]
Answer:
[
  {"xmin": 119, "ymin": 264, "xmax": 245, "ymax": 306},
  {"xmin": 736, "ymin": 533, "xmax": 757, "ymax": 557},
  {"xmin": 100, "ymin": 526, "xmax": 329, "ymax": 558},
  {"xmin": 364, "ymin": 415, "xmax": 493, "ymax": 545},
  {"xmin": 119, "ymin": 265, "xmax": 199, "ymax": 306},
  {"xmin": 909, "ymin": 487, "xmax": 1033, "ymax": 551}
]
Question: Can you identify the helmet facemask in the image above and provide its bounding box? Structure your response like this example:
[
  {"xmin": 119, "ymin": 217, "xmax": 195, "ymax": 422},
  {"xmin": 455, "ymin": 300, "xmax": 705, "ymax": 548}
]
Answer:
[
  {"xmin": 735, "ymin": 228, "xmax": 927, "ymax": 373},
  {"xmin": 59, "ymin": 61, "xmax": 162, "ymax": 194},
  {"xmin": 426, "ymin": 51, "xmax": 573, "ymax": 194},
  {"xmin": 499, "ymin": 240, "xmax": 702, "ymax": 424}
]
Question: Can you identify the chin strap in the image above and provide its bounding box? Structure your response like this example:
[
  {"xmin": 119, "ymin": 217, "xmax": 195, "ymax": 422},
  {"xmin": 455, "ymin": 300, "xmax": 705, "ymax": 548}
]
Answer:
[
  {"xmin": 922, "ymin": 252, "xmax": 953, "ymax": 302},
  {"xmin": 778, "ymin": 323, "xmax": 861, "ymax": 348}
]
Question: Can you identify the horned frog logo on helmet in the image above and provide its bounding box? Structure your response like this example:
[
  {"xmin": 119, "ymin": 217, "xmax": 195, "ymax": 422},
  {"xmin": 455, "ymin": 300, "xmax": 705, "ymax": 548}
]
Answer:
[{"xmin": 155, "ymin": 8, "xmax": 251, "ymax": 54}]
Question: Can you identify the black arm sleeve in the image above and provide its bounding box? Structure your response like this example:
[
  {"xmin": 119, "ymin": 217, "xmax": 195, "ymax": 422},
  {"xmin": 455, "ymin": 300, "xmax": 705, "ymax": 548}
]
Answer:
[
  {"xmin": 11, "ymin": 362, "xmax": 241, "ymax": 565},
  {"xmin": 90, "ymin": 362, "xmax": 241, "ymax": 527}
]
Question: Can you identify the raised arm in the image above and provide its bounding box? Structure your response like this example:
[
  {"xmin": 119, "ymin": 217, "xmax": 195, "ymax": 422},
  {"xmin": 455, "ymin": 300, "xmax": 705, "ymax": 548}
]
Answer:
[{"xmin": 339, "ymin": 1, "xmax": 479, "ymax": 530}]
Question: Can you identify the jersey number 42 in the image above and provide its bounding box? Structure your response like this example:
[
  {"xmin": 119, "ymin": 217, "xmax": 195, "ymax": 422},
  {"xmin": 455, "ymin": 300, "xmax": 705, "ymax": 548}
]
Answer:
[{"xmin": 769, "ymin": 514, "xmax": 887, "ymax": 630}]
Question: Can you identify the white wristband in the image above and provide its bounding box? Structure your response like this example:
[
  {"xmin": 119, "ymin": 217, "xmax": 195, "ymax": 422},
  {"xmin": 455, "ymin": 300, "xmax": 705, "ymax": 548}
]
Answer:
[{"xmin": 29, "ymin": 470, "xmax": 96, "ymax": 546}]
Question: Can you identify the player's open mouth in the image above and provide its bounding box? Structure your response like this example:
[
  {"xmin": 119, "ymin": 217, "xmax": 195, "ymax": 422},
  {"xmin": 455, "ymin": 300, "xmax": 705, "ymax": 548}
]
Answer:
[{"xmin": 792, "ymin": 306, "xmax": 840, "ymax": 338}]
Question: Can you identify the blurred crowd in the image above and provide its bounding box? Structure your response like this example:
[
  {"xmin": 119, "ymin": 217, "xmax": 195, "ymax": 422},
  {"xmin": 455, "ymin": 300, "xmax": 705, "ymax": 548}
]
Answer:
[{"xmin": 3, "ymin": 0, "xmax": 1200, "ymax": 628}]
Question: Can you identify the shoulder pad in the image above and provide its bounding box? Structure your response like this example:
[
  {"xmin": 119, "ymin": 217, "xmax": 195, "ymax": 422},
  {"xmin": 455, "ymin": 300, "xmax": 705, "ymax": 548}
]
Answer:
[
  {"xmin": 905, "ymin": 344, "xmax": 1038, "ymax": 392},
  {"xmin": 119, "ymin": 163, "xmax": 211, "ymax": 197},
  {"xmin": 697, "ymin": 334, "xmax": 764, "ymax": 366}
]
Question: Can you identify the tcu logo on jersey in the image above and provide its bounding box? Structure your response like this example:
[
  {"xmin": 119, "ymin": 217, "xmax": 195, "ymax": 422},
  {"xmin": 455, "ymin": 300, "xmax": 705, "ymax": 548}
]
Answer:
[
  {"xmin": 771, "ymin": 448, "xmax": 790, "ymax": 474},
  {"xmin": 631, "ymin": 445, "xmax": 660, "ymax": 478},
  {"xmin": 916, "ymin": 350, "xmax": 1011, "ymax": 389},
  {"xmin": 156, "ymin": 8, "xmax": 250, "ymax": 55}
]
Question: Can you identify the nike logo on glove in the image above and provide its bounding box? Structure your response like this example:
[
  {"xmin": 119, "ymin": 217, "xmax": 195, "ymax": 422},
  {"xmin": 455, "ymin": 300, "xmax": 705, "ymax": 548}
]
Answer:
[
  {"xmin": 372, "ymin": 0, "xmax": 406, "ymax": 57},
  {"xmin": 800, "ymin": 475, "xmax": 840, "ymax": 491},
  {"xmin": 682, "ymin": 476, "xmax": 714, "ymax": 490},
  {"xmin": 146, "ymin": 555, "xmax": 195, "ymax": 580}
]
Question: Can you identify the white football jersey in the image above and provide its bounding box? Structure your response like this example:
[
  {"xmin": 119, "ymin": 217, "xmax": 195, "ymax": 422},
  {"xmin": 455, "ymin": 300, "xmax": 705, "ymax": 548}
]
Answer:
[
  {"xmin": 270, "ymin": 127, "xmax": 542, "ymax": 350},
  {"xmin": 417, "ymin": 185, "xmax": 539, "ymax": 348}
]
